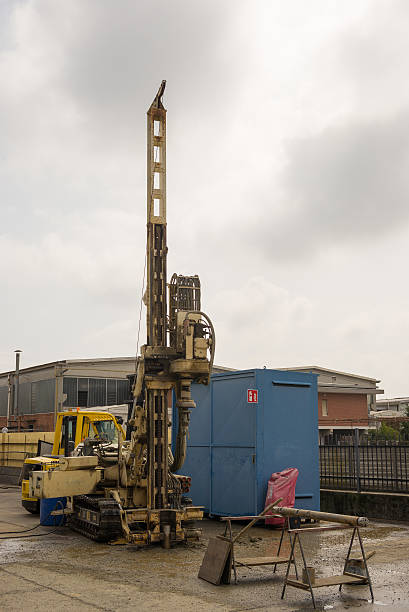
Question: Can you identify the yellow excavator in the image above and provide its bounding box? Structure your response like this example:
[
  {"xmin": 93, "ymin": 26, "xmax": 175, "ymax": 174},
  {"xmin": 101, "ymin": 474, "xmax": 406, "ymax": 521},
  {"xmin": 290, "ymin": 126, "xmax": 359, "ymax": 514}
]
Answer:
[
  {"xmin": 21, "ymin": 410, "xmax": 125, "ymax": 513},
  {"xmin": 29, "ymin": 82, "xmax": 215, "ymax": 548}
]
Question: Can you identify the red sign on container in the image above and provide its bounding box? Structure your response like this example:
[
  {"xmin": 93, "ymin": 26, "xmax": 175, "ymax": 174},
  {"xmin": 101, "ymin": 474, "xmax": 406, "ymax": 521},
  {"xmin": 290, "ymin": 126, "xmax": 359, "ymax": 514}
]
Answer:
[{"xmin": 247, "ymin": 389, "xmax": 258, "ymax": 403}]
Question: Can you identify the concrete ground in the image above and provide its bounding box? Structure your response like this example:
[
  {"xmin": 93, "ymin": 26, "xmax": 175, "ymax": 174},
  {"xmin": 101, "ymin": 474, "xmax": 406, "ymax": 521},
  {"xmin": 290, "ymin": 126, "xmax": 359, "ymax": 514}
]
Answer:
[{"xmin": 0, "ymin": 486, "xmax": 408, "ymax": 611}]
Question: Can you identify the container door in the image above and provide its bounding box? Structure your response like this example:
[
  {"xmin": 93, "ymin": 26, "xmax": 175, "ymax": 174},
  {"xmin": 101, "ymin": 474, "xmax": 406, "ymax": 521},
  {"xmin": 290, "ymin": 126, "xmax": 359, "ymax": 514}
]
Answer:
[
  {"xmin": 264, "ymin": 376, "xmax": 319, "ymax": 512},
  {"xmin": 211, "ymin": 374, "xmax": 257, "ymax": 516}
]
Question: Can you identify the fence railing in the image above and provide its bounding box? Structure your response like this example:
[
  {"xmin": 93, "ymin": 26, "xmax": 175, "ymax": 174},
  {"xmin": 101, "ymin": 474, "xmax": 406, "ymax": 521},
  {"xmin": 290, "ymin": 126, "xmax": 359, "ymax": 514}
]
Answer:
[{"xmin": 320, "ymin": 441, "xmax": 409, "ymax": 493}]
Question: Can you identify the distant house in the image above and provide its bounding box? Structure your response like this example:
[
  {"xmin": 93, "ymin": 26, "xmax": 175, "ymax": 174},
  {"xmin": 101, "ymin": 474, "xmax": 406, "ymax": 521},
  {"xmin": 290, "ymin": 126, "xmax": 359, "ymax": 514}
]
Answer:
[
  {"xmin": 376, "ymin": 397, "xmax": 409, "ymax": 414},
  {"xmin": 278, "ymin": 366, "xmax": 383, "ymax": 443}
]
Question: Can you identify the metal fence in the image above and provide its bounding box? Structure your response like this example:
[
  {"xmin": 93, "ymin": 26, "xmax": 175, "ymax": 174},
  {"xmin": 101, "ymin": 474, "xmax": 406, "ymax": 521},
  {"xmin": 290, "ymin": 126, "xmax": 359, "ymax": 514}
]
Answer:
[{"xmin": 320, "ymin": 440, "xmax": 409, "ymax": 493}]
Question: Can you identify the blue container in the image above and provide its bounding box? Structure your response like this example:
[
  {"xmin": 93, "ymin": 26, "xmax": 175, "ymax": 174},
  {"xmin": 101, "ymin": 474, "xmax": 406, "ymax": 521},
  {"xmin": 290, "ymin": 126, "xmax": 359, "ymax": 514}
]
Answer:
[
  {"xmin": 40, "ymin": 496, "xmax": 67, "ymax": 526},
  {"xmin": 174, "ymin": 368, "xmax": 320, "ymax": 516}
]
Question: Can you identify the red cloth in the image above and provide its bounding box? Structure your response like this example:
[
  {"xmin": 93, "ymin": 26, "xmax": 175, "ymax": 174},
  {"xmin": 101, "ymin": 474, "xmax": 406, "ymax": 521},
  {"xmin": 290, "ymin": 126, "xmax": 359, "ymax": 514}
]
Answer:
[{"xmin": 264, "ymin": 467, "xmax": 299, "ymax": 526}]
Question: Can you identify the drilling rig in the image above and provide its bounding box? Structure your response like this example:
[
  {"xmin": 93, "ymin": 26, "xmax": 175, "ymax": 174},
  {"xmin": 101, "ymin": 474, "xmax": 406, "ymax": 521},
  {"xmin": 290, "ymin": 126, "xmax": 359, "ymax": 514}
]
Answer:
[{"xmin": 30, "ymin": 82, "xmax": 215, "ymax": 547}]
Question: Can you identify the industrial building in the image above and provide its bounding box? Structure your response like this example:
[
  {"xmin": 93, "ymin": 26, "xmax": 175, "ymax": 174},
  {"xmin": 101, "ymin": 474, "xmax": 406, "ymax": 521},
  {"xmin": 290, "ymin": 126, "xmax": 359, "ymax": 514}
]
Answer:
[
  {"xmin": 0, "ymin": 356, "xmax": 233, "ymax": 431},
  {"xmin": 279, "ymin": 366, "xmax": 383, "ymax": 442},
  {"xmin": 0, "ymin": 358, "xmax": 382, "ymax": 440},
  {"xmin": 0, "ymin": 357, "xmax": 136, "ymax": 431},
  {"xmin": 376, "ymin": 396, "xmax": 409, "ymax": 413}
]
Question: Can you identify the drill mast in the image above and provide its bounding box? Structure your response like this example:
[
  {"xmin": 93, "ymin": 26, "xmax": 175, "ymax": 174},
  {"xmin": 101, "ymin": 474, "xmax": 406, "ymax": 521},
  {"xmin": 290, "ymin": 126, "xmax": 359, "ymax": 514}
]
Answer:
[
  {"xmin": 146, "ymin": 81, "xmax": 167, "ymax": 348},
  {"xmin": 29, "ymin": 81, "xmax": 215, "ymax": 548},
  {"xmin": 133, "ymin": 80, "xmax": 215, "ymax": 520}
]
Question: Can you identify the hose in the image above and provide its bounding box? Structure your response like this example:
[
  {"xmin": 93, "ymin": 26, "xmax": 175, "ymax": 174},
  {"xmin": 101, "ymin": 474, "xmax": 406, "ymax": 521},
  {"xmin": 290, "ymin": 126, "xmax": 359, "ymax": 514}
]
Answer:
[{"xmin": 0, "ymin": 500, "xmax": 66, "ymax": 539}]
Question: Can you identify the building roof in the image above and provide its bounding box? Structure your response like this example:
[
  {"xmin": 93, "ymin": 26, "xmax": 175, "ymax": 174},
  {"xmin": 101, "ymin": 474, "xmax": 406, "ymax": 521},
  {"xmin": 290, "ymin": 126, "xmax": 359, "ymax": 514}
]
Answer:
[
  {"xmin": 0, "ymin": 357, "xmax": 233, "ymax": 377},
  {"xmin": 0, "ymin": 357, "xmax": 135, "ymax": 377},
  {"xmin": 278, "ymin": 365, "xmax": 380, "ymax": 383},
  {"xmin": 376, "ymin": 397, "xmax": 409, "ymax": 404}
]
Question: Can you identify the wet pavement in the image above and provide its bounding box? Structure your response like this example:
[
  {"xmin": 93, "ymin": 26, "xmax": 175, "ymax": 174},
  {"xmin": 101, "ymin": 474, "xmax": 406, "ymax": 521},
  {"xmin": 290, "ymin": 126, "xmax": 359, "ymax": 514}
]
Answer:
[{"xmin": 0, "ymin": 485, "xmax": 408, "ymax": 611}]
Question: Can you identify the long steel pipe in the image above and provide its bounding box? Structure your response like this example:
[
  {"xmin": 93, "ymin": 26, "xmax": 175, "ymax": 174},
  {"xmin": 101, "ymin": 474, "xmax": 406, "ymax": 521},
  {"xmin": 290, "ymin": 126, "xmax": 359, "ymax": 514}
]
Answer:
[{"xmin": 271, "ymin": 506, "xmax": 369, "ymax": 527}]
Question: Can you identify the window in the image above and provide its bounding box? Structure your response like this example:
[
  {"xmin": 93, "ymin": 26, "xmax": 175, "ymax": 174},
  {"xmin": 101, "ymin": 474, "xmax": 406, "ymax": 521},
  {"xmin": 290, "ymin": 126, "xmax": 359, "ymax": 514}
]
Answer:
[
  {"xmin": 322, "ymin": 399, "xmax": 328, "ymax": 417},
  {"xmin": 92, "ymin": 420, "xmax": 118, "ymax": 443},
  {"xmin": 117, "ymin": 380, "xmax": 130, "ymax": 404},
  {"xmin": 63, "ymin": 377, "xmax": 78, "ymax": 407},
  {"xmin": 107, "ymin": 380, "xmax": 117, "ymax": 405},
  {"xmin": 63, "ymin": 376, "xmax": 128, "ymax": 407},
  {"xmin": 89, "ymin": 378, "xmax": 106, "ymax": 407}
]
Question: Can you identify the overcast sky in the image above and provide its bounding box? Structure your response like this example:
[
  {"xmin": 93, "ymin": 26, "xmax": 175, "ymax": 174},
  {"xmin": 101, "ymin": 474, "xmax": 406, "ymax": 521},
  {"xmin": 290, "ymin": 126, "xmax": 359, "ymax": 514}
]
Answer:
[{"xmin": 1, "ymin": 0, "xmax": 408, "ymax": 398}]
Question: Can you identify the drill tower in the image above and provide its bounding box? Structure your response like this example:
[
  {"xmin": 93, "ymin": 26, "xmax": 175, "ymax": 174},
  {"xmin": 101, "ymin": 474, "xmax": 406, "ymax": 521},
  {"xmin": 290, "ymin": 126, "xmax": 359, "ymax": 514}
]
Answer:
[{"xmin": 30, "ymin": 82, "xmax": 215, "ymax": 548}]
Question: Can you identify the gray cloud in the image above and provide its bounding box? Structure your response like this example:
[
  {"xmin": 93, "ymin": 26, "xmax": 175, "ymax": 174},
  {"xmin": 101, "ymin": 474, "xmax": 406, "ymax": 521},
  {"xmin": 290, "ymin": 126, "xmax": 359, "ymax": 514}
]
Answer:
[
  {"xmin": 338, "ymin": 0, "xmax": 409, "ymax": 111},
  {"xmin": 237, "ymin": 109, "xmax": 409, "ymax": 261},
  {"xmin": 2, "ymin": 0, "xmax": 409, "ymax": 398},
  {"xmin": 54, "ymin": 0, "xmax": 239, "ymax": 147}
]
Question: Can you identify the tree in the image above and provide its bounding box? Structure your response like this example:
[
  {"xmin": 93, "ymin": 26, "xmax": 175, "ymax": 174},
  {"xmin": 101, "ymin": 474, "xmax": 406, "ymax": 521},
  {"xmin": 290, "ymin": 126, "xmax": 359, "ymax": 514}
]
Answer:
[
  {"xmin": 400, "ymin": 405, "xmax": 409, "ymax": 441},
  {"xmin": 369, "ymin": 421, "xmax": 399, "ymax": 442}
]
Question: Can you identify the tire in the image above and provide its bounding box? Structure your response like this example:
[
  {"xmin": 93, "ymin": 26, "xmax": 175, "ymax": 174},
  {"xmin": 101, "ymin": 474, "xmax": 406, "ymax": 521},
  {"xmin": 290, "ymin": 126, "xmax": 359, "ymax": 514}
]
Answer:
[{"xmin": 22, "ymin": 499, "xmax": 40, "ymax": 514}]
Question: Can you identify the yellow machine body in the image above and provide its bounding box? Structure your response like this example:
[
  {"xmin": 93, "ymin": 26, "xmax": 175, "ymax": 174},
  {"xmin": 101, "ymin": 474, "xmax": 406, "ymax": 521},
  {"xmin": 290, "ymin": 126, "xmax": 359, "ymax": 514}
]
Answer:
[{"xmin": 21, "ymin": 410, "xmax": 125, "ymax": 514}]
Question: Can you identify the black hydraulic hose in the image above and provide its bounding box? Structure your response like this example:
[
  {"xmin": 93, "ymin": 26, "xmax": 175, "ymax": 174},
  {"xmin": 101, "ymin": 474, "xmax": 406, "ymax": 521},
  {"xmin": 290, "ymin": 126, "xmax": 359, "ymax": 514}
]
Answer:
[
  {"xmin": 0, "ymin": 500, "xmax": 66, "ymax": 538},
  {"xmin": 169, "ymin": 407, "xmax": 189, "ymax": 473}
]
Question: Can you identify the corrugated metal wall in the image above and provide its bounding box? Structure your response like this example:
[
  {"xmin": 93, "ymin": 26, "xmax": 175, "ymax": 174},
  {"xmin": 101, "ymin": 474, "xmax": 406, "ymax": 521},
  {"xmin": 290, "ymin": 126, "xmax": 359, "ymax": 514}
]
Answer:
[
  {"xmin": 0, "ymin": 379, "xmax": 55, "ymax": 416},
  {"xmin": 0, "ymin": 387, "xmax": 8, "ymax": 416},
  {"xmin": 31, "ymin": 379, "xmax": 55, "ymax": 414},
  {"xmin": 0, "ymin": 376, "xmax": 130, "ymax": 415}
]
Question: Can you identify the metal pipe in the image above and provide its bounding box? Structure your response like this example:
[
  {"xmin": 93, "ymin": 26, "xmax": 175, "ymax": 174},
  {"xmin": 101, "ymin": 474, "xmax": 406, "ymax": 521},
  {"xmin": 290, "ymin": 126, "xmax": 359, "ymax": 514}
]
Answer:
[
  {"xmin": 13, "ymin": 350, "xmax": 22, "ymax": 421},
  {"xmin": 162, "ymin": 523, "xmax": 171, "ymax": 549},
  {"xmin": 6, "ymin": 374, "xmax": 12, "ymax": 428},
  {"xmin": 231, "ymin": 498, "xmax": 283, "ymax": 543},
  {"xmin": 271, "ymin": 506, "xmax": 369, "ymax": 527}
]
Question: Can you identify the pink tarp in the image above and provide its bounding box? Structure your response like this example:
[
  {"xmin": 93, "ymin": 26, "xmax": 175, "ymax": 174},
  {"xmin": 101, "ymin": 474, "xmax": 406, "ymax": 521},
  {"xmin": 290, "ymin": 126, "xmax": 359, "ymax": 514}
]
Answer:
[{"xmin": 264, "ymin": 467, "xmax": 299, "ymax": 526}]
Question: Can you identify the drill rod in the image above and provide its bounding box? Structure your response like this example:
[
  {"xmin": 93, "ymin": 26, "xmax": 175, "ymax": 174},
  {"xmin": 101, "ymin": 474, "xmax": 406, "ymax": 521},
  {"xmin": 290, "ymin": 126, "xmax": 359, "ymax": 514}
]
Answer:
[{"xmin": 271, "ymin": 506, "xmax": 369, "ymax": 527}]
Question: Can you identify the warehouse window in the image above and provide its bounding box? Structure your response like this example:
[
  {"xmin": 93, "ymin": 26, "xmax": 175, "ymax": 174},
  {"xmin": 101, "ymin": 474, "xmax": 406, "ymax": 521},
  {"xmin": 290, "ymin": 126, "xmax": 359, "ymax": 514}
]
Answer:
[
  {"xmin": 89, "ymin": 378, "xmax": 106, "ymax": 407},
  {"xmin": 77, "ymin": 378, "xmax": 89, "ymax": 407},
  {"xmin": 63, "ymin": 378, "xmax": 78, "ymax": 408},
  {"xmin": 63, "ymin": 377, "xmax": 129, "ymax": 408},
  {"xmin": 322, "ymin": 399, "xmax": 328, "ymax": 417},
  {"xmin": 117, "ymin": 380, "xmax": 130, "ymax": 404},
  {"xmin": 107, "ymin": 379, "xmax": 117, "ymax": 405}
]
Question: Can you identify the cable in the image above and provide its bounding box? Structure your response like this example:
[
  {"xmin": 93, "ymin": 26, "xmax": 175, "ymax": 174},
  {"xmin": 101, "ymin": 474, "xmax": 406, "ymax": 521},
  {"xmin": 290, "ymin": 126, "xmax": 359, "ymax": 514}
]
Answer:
[
  {"xmin": 135, "ymin": 250, "xmax": 147, "ymax": 371},
  {"xmin": 0, "ymin": 500, "xmax": 66, "ymax": 537},
  {"xmin": 0, "ymin": 526, "xmax": 63, "ymax": 540},
  {"xmin": 0, "ymin": 522, "xmax": 43, "ymax": 535}
]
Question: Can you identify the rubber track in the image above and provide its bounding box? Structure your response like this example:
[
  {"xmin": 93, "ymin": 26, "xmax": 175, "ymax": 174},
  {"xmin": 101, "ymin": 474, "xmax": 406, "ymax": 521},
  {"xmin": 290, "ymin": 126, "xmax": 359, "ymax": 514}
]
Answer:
[{"xmin": 68, "ymin": 495, "xmax": 123, "ymax": 542}]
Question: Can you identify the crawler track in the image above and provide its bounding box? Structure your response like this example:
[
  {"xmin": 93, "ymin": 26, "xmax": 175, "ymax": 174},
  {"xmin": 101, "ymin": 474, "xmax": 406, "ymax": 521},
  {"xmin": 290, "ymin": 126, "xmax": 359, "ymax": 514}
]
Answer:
[{"xmin": 68, "ymin": 495, "xmax": 123, "ymax": 542}]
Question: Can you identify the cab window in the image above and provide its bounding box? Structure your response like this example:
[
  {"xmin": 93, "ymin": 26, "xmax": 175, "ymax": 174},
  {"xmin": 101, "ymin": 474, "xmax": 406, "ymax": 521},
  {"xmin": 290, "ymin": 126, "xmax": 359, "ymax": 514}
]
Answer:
[
  {"xmin": 60, "ymin": 416, "xmax": 77, "ymax": 455},
  {"xmin": 91, "ymin": 420, "xmax": 118, "ymax": 443}
]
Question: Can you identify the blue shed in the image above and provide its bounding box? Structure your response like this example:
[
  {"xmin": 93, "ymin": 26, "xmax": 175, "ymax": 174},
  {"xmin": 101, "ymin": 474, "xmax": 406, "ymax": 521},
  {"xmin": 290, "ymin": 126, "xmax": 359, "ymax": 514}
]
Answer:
[{"xmin": 174, "ymin": 368, "xmax": 320, "ymax": 516}]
